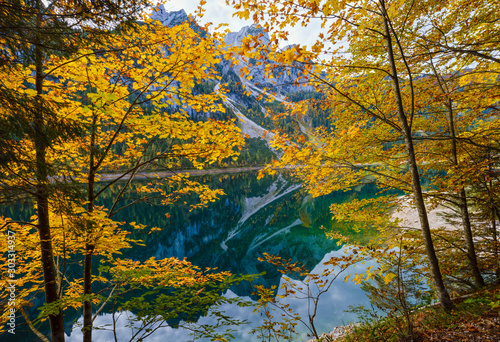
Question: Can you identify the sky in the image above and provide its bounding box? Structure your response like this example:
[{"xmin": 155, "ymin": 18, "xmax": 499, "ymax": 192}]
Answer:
[{"xmin": 161, "ymin": 0, "xmax": 323, "ymax": 47}]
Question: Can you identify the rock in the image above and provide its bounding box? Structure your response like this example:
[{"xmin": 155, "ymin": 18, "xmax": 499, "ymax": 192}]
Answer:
[{"xmin": 151, "ymin": 4, "xmax": 189, "ymax": 27}]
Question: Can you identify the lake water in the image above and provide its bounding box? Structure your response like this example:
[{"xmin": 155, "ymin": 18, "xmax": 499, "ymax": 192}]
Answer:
[{"xmin": 4, "ymin": 171, "xmax": 378, "ymax": 341}]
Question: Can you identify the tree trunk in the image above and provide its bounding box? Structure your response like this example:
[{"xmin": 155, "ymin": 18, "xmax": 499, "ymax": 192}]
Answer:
[
  {"xmin": 380, "ymin": 0, "xmax": 454, "ymax": 311},
  {"xmin": 83, "ymin": 242, "xmax": 94, "ymax": 342},
  {"xmin": 456, "ymin": 188, "xmax": 484, "ymax": 287},
  {"xmin": 35, "ymin": 0, "xmax": 65, "ymax": 340},
  {"xmin": 444, "ymin": 93, "xmax": 484, "ymax": 288},
  {"xmin": 83, "ymin": 114, "xmax": 97, "ymax": 342},
  {"xmin": 491, "ymin": 204, "xmax": 500, "ymax": 283}
]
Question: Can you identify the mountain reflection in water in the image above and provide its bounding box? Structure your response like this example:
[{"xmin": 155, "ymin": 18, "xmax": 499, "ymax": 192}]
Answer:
[
  {"xmin": 3, "ymin": 171, "xmax": 378, "ymax": 341},
  {"xmin": 79, "ymin": 172, "xmax": 375, "ymax": 341}
]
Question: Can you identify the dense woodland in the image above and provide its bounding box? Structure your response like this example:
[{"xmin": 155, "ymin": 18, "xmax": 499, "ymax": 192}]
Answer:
[{"xmin": 1, "ymin": 0, "xmax": 500, "ymax": 341}]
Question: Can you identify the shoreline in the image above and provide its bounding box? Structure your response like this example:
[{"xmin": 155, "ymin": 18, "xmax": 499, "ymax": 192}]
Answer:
[
  {"xmin": 390, "ymin": 195, "xmax": 460, "ymax": 231},
  {"xmin": 312, "ymin": 196, "xmax": 460, "ymax": 342},
  {"xmin": 97, "ymin": 166, "xmax": 265, "ymax": 182}
]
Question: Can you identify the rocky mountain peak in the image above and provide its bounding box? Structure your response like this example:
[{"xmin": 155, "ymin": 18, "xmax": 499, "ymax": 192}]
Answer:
[
  {"xmin": 150, "ymin": 4, "xmax": 189, "ymax": 27},
  {"xmin": 224, "ymin": 24, "xmax": 270, "ymax": 47}
]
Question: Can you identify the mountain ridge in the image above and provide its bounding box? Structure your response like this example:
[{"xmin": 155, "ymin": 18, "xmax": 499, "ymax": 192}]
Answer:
[{"xmin": 148, "ymin": 6, "xmax": 321, "ymax": 165}]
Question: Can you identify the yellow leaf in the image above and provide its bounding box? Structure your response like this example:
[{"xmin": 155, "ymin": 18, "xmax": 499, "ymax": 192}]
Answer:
[
  {"xmin": 384, "ymin": 273, "xmax": 397, "ymax": 284},
  {"xmin": 24, "ymin": 88, "xmax": 37, "ymax": 96}
]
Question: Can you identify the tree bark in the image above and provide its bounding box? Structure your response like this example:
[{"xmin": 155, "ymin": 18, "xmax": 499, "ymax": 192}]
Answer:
[
  {"xmin": 83, "ymin": 112, "xmax": 98, "ymax": 342},
  {"xmin": 83, "ymin": 242, "xmax": 94, "ymax": 342},
  {"xmin": 35, "ymin": 0, "xmax": 65, "ymax": 340},
  {"xmin": 380, "ymin": 0, "xmax": 454, "ymax": 311},
  {"xmin": 445, "ymin": 99, "xmax": 484, "ymax": 287},
  {"xmin": 491, "ymin": 203, "xmax": 500, "ymax": 283}
]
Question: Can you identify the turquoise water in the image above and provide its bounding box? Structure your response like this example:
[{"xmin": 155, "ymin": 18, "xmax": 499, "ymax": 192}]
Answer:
[{"xmin": 3, "ymin": 172, "xmax": 379, "ymax": 341}]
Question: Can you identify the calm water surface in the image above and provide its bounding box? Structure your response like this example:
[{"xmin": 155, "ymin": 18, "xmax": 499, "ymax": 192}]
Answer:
[{"xmin": 4, "ymin": 172, "xmax": 379, "ymax": 341}]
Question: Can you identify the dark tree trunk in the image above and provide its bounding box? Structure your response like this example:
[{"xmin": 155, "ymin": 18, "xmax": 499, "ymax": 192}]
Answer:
[
  {"xmin": 83, "ymin": 242, "xmax": 94, "ymax": 342},
  {"xmin": 445, "ymin": 96, "xmax": 484, "ymax": 288},
  {"xmin": 380, "ymin": 0, "xmax": 454, "ymax": 311},
  {"xmin": 83, "ymin": 112, "xmax": 97, "ymax": 342},
  {"xmin": 34, "ymin": 1, "xmax": 65, "ymax": 340},
  {"xmin": 491, "ymin": 204, "xmax": 500, "ymax": 283}
]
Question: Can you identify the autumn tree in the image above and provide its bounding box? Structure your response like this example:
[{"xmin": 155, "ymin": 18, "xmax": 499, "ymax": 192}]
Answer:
[
  {"xmin": 367, "ymin": 0, "xmax": 500, "ymax": 288},
  {"xmin": 1, "ymin": 1, "xmax": 245, "ymax": 341},
  {"xmin": 407, "ymin": 0, "xmax": 500, "ymax": 286},
  {"xmin": 227, "ymin": 0, "xmax": 497, "ymax": 310},
  {"xmin": 56, "ymin": 18, "xmax": 243, "ymax": 341},
  {"xmin": 1, "ymin": 1, "xmax": 155, "ymax": 340},
  {"xmin": 408, "ymin": 0, "xmax": 500, "ymax": 64}
]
